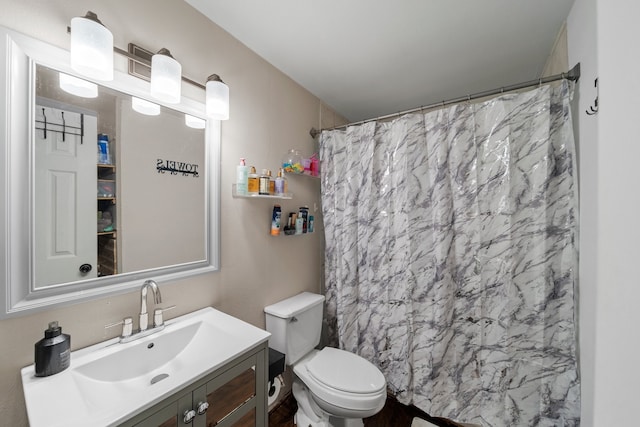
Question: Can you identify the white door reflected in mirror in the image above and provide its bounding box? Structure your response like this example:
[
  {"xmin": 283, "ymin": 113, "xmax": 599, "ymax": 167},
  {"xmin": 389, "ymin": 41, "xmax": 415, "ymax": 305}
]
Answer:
[{"xmin": 34, "ymin": 105, "xmax": 98, "ymax": 287}]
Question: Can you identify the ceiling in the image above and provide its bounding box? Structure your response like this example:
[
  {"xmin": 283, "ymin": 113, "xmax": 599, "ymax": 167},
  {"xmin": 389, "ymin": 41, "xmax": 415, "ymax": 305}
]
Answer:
[{"xmin": 185, "ymin": 0, "xmax": 576, "ymax": 123}]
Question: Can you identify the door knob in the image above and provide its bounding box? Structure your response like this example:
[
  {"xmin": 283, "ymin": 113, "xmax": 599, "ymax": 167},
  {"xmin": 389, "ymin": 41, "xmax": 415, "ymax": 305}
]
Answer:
[
  {"xmin": 196, "ymin": 401, "xmax": 209, "ymax": 415},
  {"xmin": 79, "ymin": 263, "xmax": 92, "ymax": 274},
  {"xmin": 183, "ymin": 409, "xmax": 196, "ymax": 424}
]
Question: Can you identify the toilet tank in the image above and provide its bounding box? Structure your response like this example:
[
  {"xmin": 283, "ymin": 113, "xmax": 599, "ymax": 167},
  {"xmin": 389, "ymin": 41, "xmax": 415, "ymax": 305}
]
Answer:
[{"xmin": 264, "ymin": 292, "xmax": 325, "ymax": 365}]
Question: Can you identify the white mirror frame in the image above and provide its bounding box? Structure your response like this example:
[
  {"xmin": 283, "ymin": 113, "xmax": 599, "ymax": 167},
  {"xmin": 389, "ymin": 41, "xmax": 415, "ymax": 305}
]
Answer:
[{"xmin": 0, "ymin": 26, "xmax": 220, "ymax": 318}]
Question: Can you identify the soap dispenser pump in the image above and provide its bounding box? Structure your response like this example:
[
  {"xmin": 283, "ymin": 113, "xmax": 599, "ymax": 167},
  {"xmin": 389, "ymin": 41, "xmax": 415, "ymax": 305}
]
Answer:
[{"xmin": 34, "ymin": 321, "xmax": 71, "ymax": 377}]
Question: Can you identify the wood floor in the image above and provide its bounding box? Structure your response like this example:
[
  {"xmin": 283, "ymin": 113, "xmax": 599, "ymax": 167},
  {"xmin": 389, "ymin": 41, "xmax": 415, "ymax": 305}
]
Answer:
[{"xmin": 269, "ymin": 393, "xmax": 466, "ymax": 427}]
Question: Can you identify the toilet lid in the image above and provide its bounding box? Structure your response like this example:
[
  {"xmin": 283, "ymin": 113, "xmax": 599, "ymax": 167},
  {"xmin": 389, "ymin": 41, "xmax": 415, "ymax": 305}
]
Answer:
[{"xmin": 306, "ymin": 347, "xmax": 386, "ymax": 394}]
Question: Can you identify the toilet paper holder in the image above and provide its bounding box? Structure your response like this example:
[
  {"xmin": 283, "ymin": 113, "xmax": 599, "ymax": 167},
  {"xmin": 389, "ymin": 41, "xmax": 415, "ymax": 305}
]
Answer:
[{"xmin": 269, "ymin": 347, "xmax": 285, "ymax": 384}]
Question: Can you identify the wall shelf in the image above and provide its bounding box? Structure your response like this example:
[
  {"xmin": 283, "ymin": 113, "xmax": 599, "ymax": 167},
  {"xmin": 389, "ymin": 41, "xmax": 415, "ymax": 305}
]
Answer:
[
  {"xmin": 286, "ymin": 171, "xmax": 319, "ymax": 179},
  {"xmin": 232, "ymin": 184, "xmax": 292, "ymax": 199},
  {"xmin": 271, "ymin": 231, "xmax": 313, "ymax": 237}
]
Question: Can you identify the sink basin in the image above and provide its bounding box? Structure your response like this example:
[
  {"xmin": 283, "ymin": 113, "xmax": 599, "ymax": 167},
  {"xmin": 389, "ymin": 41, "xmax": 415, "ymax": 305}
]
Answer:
[{"xmin": 21, "ymin": 307, "xmax": 270, "ymax": 427}]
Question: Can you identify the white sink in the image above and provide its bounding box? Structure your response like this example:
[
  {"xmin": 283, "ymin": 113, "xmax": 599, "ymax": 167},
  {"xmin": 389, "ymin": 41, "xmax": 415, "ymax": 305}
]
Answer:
[{"xmin": 21, "ymin": 307, "xmax": 270, "ymax": 427}]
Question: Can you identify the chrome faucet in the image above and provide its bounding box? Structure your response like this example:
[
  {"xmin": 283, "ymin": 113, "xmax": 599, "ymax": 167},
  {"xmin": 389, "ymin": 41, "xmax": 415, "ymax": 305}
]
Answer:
[
  {"xmin": 104, "ymin": 279, "xmax": 175, "ymax": 343},
  {"xmin": 139, "ymin": 279, "xmax": 162, "ymax": 332}
]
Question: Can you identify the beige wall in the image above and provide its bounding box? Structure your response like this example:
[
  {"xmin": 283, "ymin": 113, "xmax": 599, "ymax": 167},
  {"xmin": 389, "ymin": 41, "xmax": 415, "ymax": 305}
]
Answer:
[
  {"xmin": 0, "ymin": 0, "xmax": 345, "ymax": 424},
  {"xmin": 119, "ymin": 99, "xmax": 206, "ymax": 272},
  {"xmin": 542, "ymin": 22, "xmax": 569, "ymax": 77}
]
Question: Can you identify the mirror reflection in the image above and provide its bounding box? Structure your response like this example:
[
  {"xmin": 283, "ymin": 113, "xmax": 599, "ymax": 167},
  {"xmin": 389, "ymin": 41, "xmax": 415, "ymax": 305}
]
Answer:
[{"xmin": 34, "ymin": 65, "xmax": 206, "ymax": 290}]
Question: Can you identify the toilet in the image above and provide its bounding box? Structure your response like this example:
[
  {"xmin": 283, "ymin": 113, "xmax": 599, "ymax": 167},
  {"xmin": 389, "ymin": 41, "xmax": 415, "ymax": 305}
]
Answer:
[{"xmin": 264, "ymin": 292, "xmax": 387, "ymax": 427}]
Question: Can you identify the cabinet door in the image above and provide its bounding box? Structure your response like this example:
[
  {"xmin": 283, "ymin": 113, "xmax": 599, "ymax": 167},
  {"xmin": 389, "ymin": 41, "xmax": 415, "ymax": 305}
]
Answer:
[
  {"xmin": 133, "ymin": 392, "xmax": 192, "ymax": 427},
  {"xmin": 133, "ymin": 400, "xmax": 178, "ymax": 427},
  {"xmin": 204, "ymin": 357, "xmax": 258, "ymax": 427},
  {"xmin": 230, "ymin": 408, "xmax": 255, "ymax": 427},
  {"xmin": 123, "ymin": 346, "xmax": 267, "ymax": 427}
]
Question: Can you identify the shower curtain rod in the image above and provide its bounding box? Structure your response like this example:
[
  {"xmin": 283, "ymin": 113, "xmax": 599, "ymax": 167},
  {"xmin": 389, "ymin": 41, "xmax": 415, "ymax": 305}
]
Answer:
[{"xmin": 309, "ymin": 63, "xmax": 580, "ymax": 139}]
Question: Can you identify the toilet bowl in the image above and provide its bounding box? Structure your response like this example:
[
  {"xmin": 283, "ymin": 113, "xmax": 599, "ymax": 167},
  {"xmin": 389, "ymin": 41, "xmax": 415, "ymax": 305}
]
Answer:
[
  {"xmin": 294, "ymin": 348, "xmax": 387, "ymax": 418},
  {"xmin": 264, "ymin": 292, "xmax": 387, "ymax": 427}
]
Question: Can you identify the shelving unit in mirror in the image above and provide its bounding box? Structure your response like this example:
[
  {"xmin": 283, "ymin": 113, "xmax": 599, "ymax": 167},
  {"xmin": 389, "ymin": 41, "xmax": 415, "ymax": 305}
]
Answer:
[{"xmin": 97, "ymin": 164, "xmax": 117, "ymax": 277}]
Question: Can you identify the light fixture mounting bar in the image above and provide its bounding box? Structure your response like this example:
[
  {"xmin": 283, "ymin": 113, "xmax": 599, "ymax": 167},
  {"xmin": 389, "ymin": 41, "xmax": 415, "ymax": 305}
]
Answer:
[
  {"xmin": 116, "ymin": 44, "xmax": 205, "ymax": 90},
  {"xmin": 66, "ymin": 27, "xmax": 206, "ymax": 90}
]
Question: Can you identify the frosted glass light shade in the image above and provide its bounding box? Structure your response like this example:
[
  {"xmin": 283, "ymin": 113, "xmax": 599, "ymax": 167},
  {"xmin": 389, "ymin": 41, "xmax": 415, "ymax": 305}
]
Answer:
[
  {"xmin": 131, "ymin": 97, "xmax": 161, "ymax": 116},
  {"xmin": 70, "ymin": 12, "xmax": 113, "ymax": 81},
  {"xmin": 59, "ymin": 73, "xmax": 98, "ymax": 98},
  {"xmin": 150, "ymin": 49, "xmax": 182, "ymax": 104},
  {"xmin": 206, "ymin": 74, "xmax": 229, "ymax": 120},
  {"xmin": 185, "ymin": 114, "xmax": 206, "ymax": 129}
]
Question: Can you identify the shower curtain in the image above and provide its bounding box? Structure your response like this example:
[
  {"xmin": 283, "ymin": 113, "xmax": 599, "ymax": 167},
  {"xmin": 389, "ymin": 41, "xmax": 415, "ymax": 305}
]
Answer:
[{"xmin": 320, "ymin": 81, "xmax": 579, "ymax": 426}]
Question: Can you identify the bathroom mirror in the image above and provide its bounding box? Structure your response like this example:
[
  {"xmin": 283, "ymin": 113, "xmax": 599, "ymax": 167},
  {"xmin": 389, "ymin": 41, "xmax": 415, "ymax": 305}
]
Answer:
[{"xmin": 0, "ymin": 26, "xmax": 220, "ymax": 318}]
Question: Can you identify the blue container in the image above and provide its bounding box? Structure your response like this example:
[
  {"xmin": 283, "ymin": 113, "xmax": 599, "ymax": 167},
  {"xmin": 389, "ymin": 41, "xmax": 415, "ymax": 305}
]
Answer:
[{"xmin": 97, "ymin": 134, "xmax": 110, "ymax": 164}]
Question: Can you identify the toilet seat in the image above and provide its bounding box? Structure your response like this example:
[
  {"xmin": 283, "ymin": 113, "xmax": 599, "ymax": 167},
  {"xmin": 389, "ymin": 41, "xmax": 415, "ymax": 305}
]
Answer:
[
  {"xmin": 306, "ymin": 347, "xmax": 386, "ymax": 394},
  {"xmin": 293, "ymin": 348, "xmax": 387, "ymax": 415}
]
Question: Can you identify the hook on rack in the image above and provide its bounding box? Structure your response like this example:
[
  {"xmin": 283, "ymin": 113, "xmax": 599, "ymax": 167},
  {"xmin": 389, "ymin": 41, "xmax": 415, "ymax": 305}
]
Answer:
[
  {"xmin": 586, "ymin": 78, "xmax": 598, "ymax": 115},
  {"xmin": 61, "ymin": 112, "xmax": 66, "ymax": 142},
  {"xmin": 35, "ymin": 107, "xmax": 84, "ymax": 141},
  {"xmin": 41, "ymin": 108, "xmax": 47, "ymax": 139}
]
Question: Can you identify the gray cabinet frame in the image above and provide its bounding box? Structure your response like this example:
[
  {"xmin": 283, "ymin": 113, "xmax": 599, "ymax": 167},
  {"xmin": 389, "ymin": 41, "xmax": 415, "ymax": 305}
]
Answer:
[{"xmin": 119, "ymin": 341, "xmax": 268, "ymax": 427}]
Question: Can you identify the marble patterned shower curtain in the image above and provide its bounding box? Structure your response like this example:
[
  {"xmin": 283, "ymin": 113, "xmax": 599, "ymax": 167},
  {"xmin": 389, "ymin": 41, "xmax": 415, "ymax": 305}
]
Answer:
[{"xmin": 320, "ymin": 81, "xmax": 579, "ymax": 426}]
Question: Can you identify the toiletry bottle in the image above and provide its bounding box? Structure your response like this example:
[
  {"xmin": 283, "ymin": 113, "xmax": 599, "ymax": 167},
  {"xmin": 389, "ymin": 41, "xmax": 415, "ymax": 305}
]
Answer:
[
  {"xmin": 275, "ymin": 169, "xmax": 285, "ymax": 195},
  {"xmin": 248, "ymin": 166, "xmax": 259, "ymax": 195},
  {"xmin": 276, "ymin": 168, "xmax": 289, "ymax": 196},
  {"xmin": 284, "ymin": 213, "xmax": 294, "ymax": 235},
  {"xmin": 308, "ymin": 215, "xmax": 314, "ymax": 233},
  {"xmin": 269, "ymin": 173, "xmax": 275, "ymax": 195},
  {"xmin": 310, "ymin": 153, "xmax": 319, "ymax": 176},
  {"xmin": 259, "ymin": 169, "xmax": 271, "ymax": 195},
  {"xmin": 299, "ymin": 206, "xmax": 309, "ymax": 233},
  {"xmin": 236, "ymin": 158, "xmax": 249, "ymax": 196},
  {"xmin": 97, "ymin": 134, "xmax": 110, "ymax": 164},
  {"xmin": 34, "ymin": 321, "xmax": 71, "ymax": 377},
  {"xmin": 271, "ymin": 205, "xmax": 282, "ymax": 236}
]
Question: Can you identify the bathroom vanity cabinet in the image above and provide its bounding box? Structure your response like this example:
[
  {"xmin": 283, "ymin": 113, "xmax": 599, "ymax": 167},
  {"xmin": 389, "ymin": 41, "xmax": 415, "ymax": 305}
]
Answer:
[{"xmin": 119, "ymin": 342, "xmax": 268, "ymax": 427}]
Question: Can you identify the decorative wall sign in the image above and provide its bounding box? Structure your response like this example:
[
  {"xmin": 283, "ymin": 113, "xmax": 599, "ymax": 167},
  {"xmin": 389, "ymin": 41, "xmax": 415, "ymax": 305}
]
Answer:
[{"xmin": 156, "ymin": 159, "xmax": 199, "ymax": 177}]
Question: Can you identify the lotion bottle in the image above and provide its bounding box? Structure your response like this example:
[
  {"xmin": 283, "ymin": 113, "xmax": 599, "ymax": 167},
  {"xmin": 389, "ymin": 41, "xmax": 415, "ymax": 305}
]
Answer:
[
  {"xmin": 236, "ymin": 158, "xmax": 249, "ymax": 195},
  {"xmin": 34, "ymin": 321, "xmax": 70, "ymax": 377},
  {"xmin": 275, "ymin": 168, "xmax": 287, "ymax": 195}
]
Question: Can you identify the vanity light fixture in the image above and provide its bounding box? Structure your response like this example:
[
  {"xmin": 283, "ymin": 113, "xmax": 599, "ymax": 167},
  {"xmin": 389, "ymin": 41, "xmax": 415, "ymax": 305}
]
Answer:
[
  {"xmin": 131, "ymin": 97, "xmax": 161, "ymax": 116},
  {"xmin": 206, "ymin": 74, "xmax": 229, "ymax": 120},
  {"xmin": 150, "ymin": 48, "xmax": 182, "ymax": 104},
  {"xmin": 59, "ymin": 73, "xmax": 99, "ymax": 98},
  {"xmin": 69, "ymin": 12, "xmax": 230, "ymax": 119},
  {"xmin": 185, "ymin": 114, "xmax": 206, "ymax": 129},
  {"xmin": 69, "ymin": 11, "xmax": 113, "ymax": 81}
]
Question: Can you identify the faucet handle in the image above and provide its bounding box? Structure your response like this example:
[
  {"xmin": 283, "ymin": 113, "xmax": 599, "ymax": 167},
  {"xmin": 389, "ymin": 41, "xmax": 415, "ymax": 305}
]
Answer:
[
  {"xmin": 105, "ymin": 317, "xmax": 133, "ymax": 338},
  {"xmin": 153, "ymin": 305, "xmax": 176, "ymax": 328}
]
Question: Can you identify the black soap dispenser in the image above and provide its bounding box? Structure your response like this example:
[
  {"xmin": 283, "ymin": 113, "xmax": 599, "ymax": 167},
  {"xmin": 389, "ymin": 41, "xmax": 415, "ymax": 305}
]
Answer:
[{"xmin": 34, "ymin": 321, "xmax": 70, "ymax": 377}]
